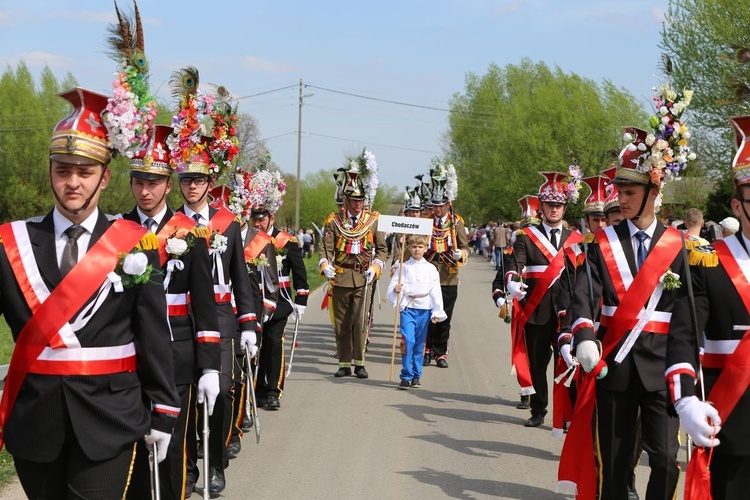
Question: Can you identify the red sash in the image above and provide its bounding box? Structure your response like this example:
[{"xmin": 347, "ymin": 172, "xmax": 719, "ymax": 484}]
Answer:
[
  {"xmin": 274, "ymin": 231, "xmax": 291, "ymax": 250},
  {"xmin": 155, "ymin": 211, "xmax": 197, "ymax": 266},
  {"xmin": 0, "ymin": 219, "xmax": 146, "ymax": 450},
  {"xmin": 244, "ymin": 231, "xmax": 272, "ymax": 262},
  {"xmin": 209, "ymin": 207, "xmax": 236, "ymax": 237},
  {"xmin": 558, "ymin": 226, "xmax": 682, "ymax": 498},
  {"xmin": 511, "ymin": 229, "xmax": 581, "ymax": 394}
]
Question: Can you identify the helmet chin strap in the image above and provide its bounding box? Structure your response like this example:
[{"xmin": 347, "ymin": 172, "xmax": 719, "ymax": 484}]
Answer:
[
  {"xmin": 630, "ymin": 183, "xmax": 652, "ymax": 221},
  {"xmin": 181, "ymin": 181, "xmax": 210, "ymax": 208},
  {"xmin": 50, "ymin": 168, "xmax": 105, "ymax": 216}
]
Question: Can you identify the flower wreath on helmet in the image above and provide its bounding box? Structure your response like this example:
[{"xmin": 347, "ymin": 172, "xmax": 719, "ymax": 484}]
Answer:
[{"xmin": 166, "ymin": 66, "xmax": 213, "ymax": 174}]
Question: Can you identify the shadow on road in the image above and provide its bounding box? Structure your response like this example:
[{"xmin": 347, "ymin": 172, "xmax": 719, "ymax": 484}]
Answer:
[
  {"xmin": 387, "ymin": 403, "xmax": 527, "ymax": 426},
  {"xmin": 409, "ymin": 432, "xmax": 559, "ymax": 462}
]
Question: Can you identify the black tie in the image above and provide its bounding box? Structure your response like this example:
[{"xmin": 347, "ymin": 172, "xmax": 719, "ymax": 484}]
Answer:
[
  {"xmin": 60, "ymin": 225, "xmax": 86, "ymax": 277},
  {"xmin": 550, "ymin": 229, "xmax": 559, "ymax": 250},
  {"xmin": 635, "ymin": 231, "xmax": 648, "ymax": 270},
  {"xmin": 144, "ymin": 217, "xmax": 156, "ymax": 233},
  {"xmin": 193, "ymin": 213, "xmax": 204, "ymax": 228},
  {"xmin": 350, "ymin": 216, "xmax": 357, "ymax": 227}
]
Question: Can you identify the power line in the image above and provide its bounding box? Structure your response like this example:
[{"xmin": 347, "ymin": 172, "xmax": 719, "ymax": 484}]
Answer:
[
  {"xmin": 305, "ymin": 131, "xmax": 441, "ymax": 154},
  {"xmin": 235, "ymin": 84, "xmax": 299, "ymax": 101}
]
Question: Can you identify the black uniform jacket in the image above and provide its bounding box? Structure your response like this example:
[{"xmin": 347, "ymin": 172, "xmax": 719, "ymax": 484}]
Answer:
[
  {"xmin": 123, "ymin": 207, "xmax": 220, "ymax": 384},
  {"xmin": 0, "ymin": 210, "xmax": 179, "ymax": 462},
  {"xmin": 272, "ymin": 227, "xmax": 308, "ymax": 321},
  {"xmin": 243, "ymin": 226, "xmax": 279, "ymax": 324}
]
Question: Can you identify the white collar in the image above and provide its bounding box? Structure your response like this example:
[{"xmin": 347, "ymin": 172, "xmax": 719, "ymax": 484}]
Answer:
[
  {"xmin": 53, "ymin": 207, "xmax": 99, "ymax": 239},
  {"xmin": 542, "ymin": 222, "xmax": 562, "ymax": 236},
  {"xmin": 626, "ymin": 218, "xmax": 657, "ymax": 239},
  {"xmin": 183, "ymin": 204, "xmax": 210, "ymax": 223},
  {"xmin": 136, "ymin": 204, "xmax": 168, "ymax": 226}
]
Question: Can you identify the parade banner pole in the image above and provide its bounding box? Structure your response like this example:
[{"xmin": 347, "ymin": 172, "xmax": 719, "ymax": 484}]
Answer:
[{"xmin": 389, "ymin": 235, "xmax": 407, "ymax": 381}]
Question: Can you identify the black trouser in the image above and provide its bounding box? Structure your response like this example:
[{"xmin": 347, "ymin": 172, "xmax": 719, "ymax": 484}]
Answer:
[
  {"xmin": 711, "ymin": 454, "xmax": 750, "ymax": 500},
  {"xmin": 524, "ymin": 318, "xmax": 558, "ymax": 415},
  {"xmin": 128, "ymin": 383, "xmax": 194, "ymax": 500},
  {"xmin": 230, "ymin": 349, "xmax": 247, "ymax": 442},
  {"xmin": 595, "ymin": 369, "xmax": 679, "ymax": 500},
  {"xmin": 15, "ymin": 436, "xmax": 136, "ymax": 500},
  {"xmin": 257, "ymin": 315, "xmax": 288, "ymax": 398},
  {"xmin": 426, "ymin": 284, "xmax": 458, "ymax": 358}
]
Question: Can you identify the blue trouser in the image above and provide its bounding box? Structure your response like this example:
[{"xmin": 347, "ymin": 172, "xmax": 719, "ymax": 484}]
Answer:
[{"xmin": 400, "ymin": 307, "xmax": 431, "ymax": 381}]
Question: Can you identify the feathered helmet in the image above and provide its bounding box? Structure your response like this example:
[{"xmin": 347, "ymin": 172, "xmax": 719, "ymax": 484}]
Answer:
[
  {"xmin": 729, "ymin": 116, "xmax": 750, "ymax": 187},
  {"xmin": 103, "ymin": 0, "xmax": 157, "ymax": 158},
  {"xmin": 130, "ymin": 125, "xmax": 174, "ymax": 179},
  {"xmin": 166, "ymin": 66, "xmax": 214, "ymax": 178},
  {"xmin": 538, "ymin": 168, "xmax": 581, "ymax": 204},
  {"xmin": 205, "ymin": 85, "xmax": 240, "ymax": 182},
  {"xmin": 518, "ymin": 195, "xmax": 541, "ymax": 227},
  {"xmin": 430, "ymin": 163, "xmax": 458, "ymax": 206},
  {"xmin": 582, "ymin": 176, "xmax": 608, "ymax": 215},
  {"xmin": 403, "ymin": 186, "xmax": 422, "ymax": 211},
  {"xmin": 342, "ymin": 148, "xmax": 378, "ymax": 203},
  {"xmin": 333, "ymin": 168, "xmax": 346, "ymax": 205},
  {"xmin": 50, "ymin": 88, "xmax": 112, "ymax": 165},
  {"xmin": 415, "ymin": 173, "xmax": 432, "ymax": 208},
  {"xmin": 600, "ymin": 166, "xmax": 621, "ymax": 214},
  {"xmin": 616, "ymin": 81, "xmax": 695, "ymax": 186}
]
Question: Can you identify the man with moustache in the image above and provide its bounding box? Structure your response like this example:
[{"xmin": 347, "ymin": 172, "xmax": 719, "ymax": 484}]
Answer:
[
  {"xmin": 122, "ymin": 125, "xmax": 221, "ymax": 499},
  {"xmin": 0, "ymin": 88, "xmax": 179, "ymax": 499}
]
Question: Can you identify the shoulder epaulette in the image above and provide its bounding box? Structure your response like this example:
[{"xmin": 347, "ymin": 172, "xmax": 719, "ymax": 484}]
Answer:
[
  {"xmin": 688, "ymin": 245, "xmax": 718, "ymax": 267},
  {"xmin": 454, "ymin": 214, "xmax": 465, "ymax": 223},
  {"xmin": 191, "ymin": 227, "xmax": 210, "ymax": 239},
  {"xmin": 515, "ymin": 229, "xmax": 526, "ymax": 236},
  {"xmin": 136, "ymin": 233, "xmax": 159, "ymax": 251},
  {"xmin": 583, "ymin": 233, "xmax": 596, "ymax": 244},
  {"xmin": 289, "ymin": 236, "xmax": 298, "ymax": 244},
  {"xmin": 25, "ymin": 215, "xmax": 44, "ymax": 223},
  {"xmin": 370, "ymin": 211, "xmax": 380, "ymax": 218},
  {"xmin": 324, "ymin": 213, "xmax": 336, "ymax": 225},
  {"xmin": 684, "ymin": 236, "xmax": 703, "ymax": 251},
  {"xmin": 233, "ymin": 215, "xmax": 242, "ymax": 224}
]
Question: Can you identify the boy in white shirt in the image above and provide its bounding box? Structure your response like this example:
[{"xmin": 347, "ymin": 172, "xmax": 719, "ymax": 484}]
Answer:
[{"xmin": 387, "ymin": 234, "xmax": 447, "ymax": 389}]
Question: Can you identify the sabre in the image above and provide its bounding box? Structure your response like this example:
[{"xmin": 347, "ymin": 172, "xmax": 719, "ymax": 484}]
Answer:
[
  {"xmin": 360, "ymin": 278, "xmax": 371, "ymax": 335},
  {"xmin": 286, "ymin": 312, "xmax": 301, "ymax": 377},
  {"xmin": 245, "ymin": 345, "xmax": 261, "ymax": 443},
  {"xmin": 150, "ymin": 441, "xmax": 161, "ymax": 500},
  {"xmin": 201, "ymin": 400, "xmax": 209, "ymax": 500}
]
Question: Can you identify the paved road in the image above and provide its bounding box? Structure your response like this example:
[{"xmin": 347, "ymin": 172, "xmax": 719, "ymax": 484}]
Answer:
[{"xmin": 0, "ymin": 256, "xmax": 686, "ymax": 499}]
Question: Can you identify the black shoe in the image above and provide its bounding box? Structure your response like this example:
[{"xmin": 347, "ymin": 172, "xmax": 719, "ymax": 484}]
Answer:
[
  {"xmin": 516, "ymin": 395, "xmax": 530, "ymax": 410},
  {"xmin": 227, "ymin": 439, "xmax": 241, "ymax": 459},
  {"xmin": 436, "ymin": 358, "xmax": 448, "ymax": 368},
  {"xmin": 354, "ymin": 366, "xmax": 369, "ymax": 379},
  {"xmin": 410, "ymin": 378, "xmax": 421, "ymax": 388},
  {"xmin": 208, "ymin": 467, "xmax": 226, "ymax": 494},
  {"xmin": 241, "ymin": 414, "xmax": 253, "ymax": 431},
  {"xmin": 334, "ymin": 367, "xmax": 352, "ymax": 377},
  {"xmin": 265, "ymin": 394, "xmax": 280, "ymax": 410},
  {"xmin": 627, "ymin": 487, "xmax": 640, "ymax": 500},
  {"xmin": 398, "ymin": 380, "xmax": 411, "ymax": 390},
  {"xmin": 196, "ymin": 443, "xmax": 204, "ymax": 459},
  {"xmin": 524, "ymin": 413, "xmax": 545, "ymax": 428},
  {"xmin": 255, "ymin": 394, "xmax": 267, "ymax": 408},
  {"xmin": 423, "ymin": 353, "xmax": 432, "ymax": 366}
]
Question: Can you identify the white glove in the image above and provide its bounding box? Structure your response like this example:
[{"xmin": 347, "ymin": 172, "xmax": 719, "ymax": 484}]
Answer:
[
  {"xmin": 364, "ymin": 267, "xmax": 376, "ymax": 284},
  {"xmin": 144, "ymin": 429, "xmax": 171, "ymax": 463},
  {"xmin": 294, "ymin": 304, "xmax": 306, "ymax": 319},
  {"xmin": 197, "ymin": 370, "xmax": 220, "ymax": 416},
  {"xmin": 242, "ymin": 330, "xmax": 258, "ymax": 357},
  {"xmin": 323, "ymin": 264, "xmax": 336, "ymax": 279},
  {"xmin": 560, "ymin": 344, "xmax": 574, "ymax": 368},
  {"xmin": 507, "ymin": 281, "xmax": 528, "ymax": 300},
  {"xmin": 575, "ymin": 340, "xmax": 600, "ymax": 373},
  {"xmin": 495, "ymin": 296, "xmax": 505, "ymax": 309},
  {"xmin": 674, "ymin": 396, "xmax": 722, "ymax": 448},
  {"xmin": 452, "ymin": 250, "xmax": 463, "ymax": 260}
]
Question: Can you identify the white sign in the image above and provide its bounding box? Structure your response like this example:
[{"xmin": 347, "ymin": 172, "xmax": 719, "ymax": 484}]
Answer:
[{"xmin": 378, "ymin": 215, "xmax": 433, "ymax": 235}]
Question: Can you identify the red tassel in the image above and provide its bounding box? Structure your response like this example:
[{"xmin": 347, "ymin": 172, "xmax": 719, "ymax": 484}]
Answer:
[{"xmin": 684, "ymin": 447, "xmax": 712, "ymax": 500}]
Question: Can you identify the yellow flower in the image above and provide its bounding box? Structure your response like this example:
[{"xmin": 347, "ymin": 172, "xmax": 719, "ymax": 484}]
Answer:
[{"xmin": 683, "ymin": 89, "xmax": 694, "ymax": 105}]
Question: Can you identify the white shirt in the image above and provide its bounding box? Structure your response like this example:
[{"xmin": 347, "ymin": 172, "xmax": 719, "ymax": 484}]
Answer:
[
  {"xmin": 136, "ymin": 205, "xmax": 168, "ymax": 233},
  {"xmin": 53, "ymin": 207, "xmax": 99, "ymax": 267},
  {"xmin": 626, "ymin": 218, "xmax": 657, "ymax": 260},
  {"xmin": 182, "ymin": 204, "xmax": 210, "ymax": 226},
  {"xmin": 542, "ymin": 221, "xmax": 563, "ymax": 249},
  {"xmin": 387, "ymin": 257, "xmax": 447, "ymax": 321}
]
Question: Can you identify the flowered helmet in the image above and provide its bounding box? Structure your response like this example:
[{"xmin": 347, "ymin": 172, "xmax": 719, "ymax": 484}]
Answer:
[{"xmin": 729, "ymin": 115, "xmax": 750, "ymax": 186}]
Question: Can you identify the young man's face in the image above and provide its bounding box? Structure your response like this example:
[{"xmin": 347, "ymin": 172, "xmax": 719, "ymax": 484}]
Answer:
[
  {"xmin": 409, "ymin": 242, "xmax": 427, "ymax": 260},
  {"xmin": 404, "ymin": 209, "xmax": 421, "ymax": 218},
  {"xmin": 432, "ymin": 204, "xmax": 448, "ymax": 218},
  {"xmin": 50, "ymin": 156, "xmax": 110, "ymax": 215},
  {"xmin": 540, "ymin": 202, "xmax": 565, "ymax": 224},
  {"xmin": 731, "ymin": 185, "xmax": 750, "ymax": 238},
  {"xmin": 606, "ymin": 210, "xmax": 624, "ymax": 226},
  {"xmin": 345, "ymin": 197, "xmax": 364, "ymax": 216},
  {"xmin": 252, "ymin": 213, "xmax": 275, "ymax": 233},
  {"xmin": 179, "ymin": 176, "xmax": 212, "ymax": 206},
  {"xmin": 131, "ymin": 177, "xmax": 171, "ymax": 214},
  {"xmin": 586, "ymin": 214, "xmax": 607, "ymax": 232},
  {"xmin": 618, "ymin": 184, "xmax": 656, "ymax": 220}
]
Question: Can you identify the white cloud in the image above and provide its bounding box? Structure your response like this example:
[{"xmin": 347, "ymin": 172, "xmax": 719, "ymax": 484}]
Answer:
[
  {"xmin": 2, "ymin": 51, "xmax": 74, "ymax": 70},
  {"xmin": 490, "ymin": 0, "xmax": 535, "ymax": 17},
  {"xmin": 241, "ymin": 55, "xmax": 295, "ymax": 73},
  {"xmin": 45, "ymin": 10, "xmax": 112, "ymax": 24},
  {"xmin": 0, "ymin": 9, "xmax": 25, "ymax": 26}
]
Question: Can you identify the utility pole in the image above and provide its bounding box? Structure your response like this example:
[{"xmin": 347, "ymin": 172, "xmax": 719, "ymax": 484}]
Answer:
[{"xmin": 294, "ymin": 79, "xmax": 303, "ymax": 231}]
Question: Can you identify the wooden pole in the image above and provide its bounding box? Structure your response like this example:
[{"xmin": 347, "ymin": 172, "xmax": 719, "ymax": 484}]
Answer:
[{"xmin": 389, "ymin": 235, "xmax": 407, "ymax": 381}]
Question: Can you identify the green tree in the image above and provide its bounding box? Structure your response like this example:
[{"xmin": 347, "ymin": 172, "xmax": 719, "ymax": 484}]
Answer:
[{"xmin": 446, "ymin": 59, "xmax": 648, "ymax": 222}]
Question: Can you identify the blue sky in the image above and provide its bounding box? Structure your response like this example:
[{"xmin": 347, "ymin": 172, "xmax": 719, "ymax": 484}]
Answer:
[{"xmin": 0, "ymin": 0, "xmax": 668, "ymax": 191}]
